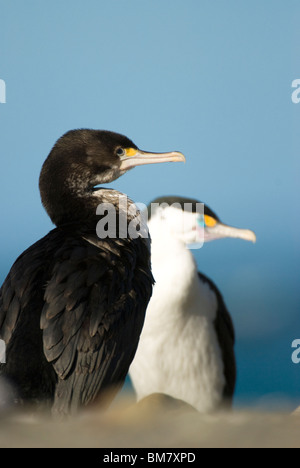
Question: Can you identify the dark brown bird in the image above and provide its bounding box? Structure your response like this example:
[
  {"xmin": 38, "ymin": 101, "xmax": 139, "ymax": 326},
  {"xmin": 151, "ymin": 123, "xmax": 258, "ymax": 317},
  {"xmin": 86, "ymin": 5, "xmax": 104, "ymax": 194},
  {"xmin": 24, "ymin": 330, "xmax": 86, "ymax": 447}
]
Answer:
[{"xmin": 0, "ymin": 130, "xmax": 185, "ymax": 416}]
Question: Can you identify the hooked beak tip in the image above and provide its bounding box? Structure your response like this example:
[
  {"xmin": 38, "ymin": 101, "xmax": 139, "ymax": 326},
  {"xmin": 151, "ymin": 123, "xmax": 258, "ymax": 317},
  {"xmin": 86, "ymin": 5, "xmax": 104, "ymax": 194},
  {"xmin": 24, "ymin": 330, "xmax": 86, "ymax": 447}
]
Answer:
[{"xmin": 170, "ymin": 151, "xmax": 186, "ymax": 163}]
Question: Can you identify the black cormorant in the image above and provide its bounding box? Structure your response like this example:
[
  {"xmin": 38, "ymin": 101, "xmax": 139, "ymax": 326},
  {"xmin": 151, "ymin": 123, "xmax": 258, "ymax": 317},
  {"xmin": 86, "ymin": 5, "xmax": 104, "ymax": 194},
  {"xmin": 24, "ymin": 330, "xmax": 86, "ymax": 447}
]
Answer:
[
  {"xmin": 129, "ymin": 196, "xmax": 256, "ymax": 412},
  {"xmin": 0, "ymin": 131, "xmax": 185, "ymax": 415}
]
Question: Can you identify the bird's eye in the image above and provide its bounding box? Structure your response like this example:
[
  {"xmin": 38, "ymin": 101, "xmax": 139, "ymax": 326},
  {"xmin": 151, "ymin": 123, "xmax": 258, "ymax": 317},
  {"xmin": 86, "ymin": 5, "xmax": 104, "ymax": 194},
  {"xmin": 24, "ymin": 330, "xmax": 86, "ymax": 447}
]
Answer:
[
  {"xmin": 197, "ymin": 215, "xmax": 205, "ymax": 228},
  {"xmin": 116, "ymin": 148, "xmax": 126, "ymax": 157}
]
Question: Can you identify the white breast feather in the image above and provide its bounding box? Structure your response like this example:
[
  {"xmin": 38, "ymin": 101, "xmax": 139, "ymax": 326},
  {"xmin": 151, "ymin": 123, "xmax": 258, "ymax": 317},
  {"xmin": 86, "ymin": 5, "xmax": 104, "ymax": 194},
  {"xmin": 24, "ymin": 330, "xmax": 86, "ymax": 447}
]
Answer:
[{"xmin": 129, "ymin": 217, "xmax": 226, "ymax": 413}]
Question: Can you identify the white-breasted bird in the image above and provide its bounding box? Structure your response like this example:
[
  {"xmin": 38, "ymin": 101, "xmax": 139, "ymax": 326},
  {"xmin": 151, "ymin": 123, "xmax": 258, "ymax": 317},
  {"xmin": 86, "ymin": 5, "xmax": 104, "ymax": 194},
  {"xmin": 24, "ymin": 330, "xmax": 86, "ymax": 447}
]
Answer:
[{"xmin": 129, "ymin": 196, "xmax": 256, "ymax": 413}]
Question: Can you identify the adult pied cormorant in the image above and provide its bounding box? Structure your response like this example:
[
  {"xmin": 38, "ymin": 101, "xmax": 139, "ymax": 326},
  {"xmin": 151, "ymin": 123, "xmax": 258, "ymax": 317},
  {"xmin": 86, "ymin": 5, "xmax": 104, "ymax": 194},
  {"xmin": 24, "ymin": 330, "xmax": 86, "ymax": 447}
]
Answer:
[
  {"xmin": 0, "ymin": 131, "xmax": 185, "ymax": 416},
  {"xmin": 129, "ymin": 196, "xmax": 256, "ymax": 413}
]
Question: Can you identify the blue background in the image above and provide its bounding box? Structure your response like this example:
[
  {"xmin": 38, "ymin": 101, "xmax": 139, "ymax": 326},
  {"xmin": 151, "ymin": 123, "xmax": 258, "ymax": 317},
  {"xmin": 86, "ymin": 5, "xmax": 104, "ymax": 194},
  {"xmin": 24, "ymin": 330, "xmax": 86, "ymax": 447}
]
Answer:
[{"xmin": 1, "ymin": 0, "xmax": 299, "ymax": 409}]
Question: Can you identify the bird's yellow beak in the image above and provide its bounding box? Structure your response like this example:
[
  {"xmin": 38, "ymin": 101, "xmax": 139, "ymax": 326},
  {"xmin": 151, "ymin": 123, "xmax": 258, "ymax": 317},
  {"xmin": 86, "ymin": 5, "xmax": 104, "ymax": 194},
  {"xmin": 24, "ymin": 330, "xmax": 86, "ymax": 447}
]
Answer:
[{"xmin": 119, "ymin": 148, "xmax": 186, "ymax": 171}]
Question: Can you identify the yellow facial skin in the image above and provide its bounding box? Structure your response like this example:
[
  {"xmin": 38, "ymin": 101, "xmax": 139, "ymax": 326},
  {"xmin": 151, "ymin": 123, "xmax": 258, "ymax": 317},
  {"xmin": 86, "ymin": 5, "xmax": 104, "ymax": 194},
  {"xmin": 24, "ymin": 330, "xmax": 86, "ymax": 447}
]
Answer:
[
  {"xmin": 124, "ymin": 148, "xmax": 138, "ymax": 157},
  {"xmin": 204, "ymin": 215, "xmax": 217, "ymax": 228}
]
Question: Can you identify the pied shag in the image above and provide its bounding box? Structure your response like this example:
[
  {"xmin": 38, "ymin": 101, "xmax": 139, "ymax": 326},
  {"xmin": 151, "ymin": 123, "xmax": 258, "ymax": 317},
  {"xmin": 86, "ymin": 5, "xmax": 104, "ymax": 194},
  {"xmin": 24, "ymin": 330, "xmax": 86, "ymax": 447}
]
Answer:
[
  {"xmin": 0, "ymin": 131, "xmax": 185, "ymax": 416},
  {"xmin": 129, "ymin": 196, "xmax": 256, "ymax": 412}
]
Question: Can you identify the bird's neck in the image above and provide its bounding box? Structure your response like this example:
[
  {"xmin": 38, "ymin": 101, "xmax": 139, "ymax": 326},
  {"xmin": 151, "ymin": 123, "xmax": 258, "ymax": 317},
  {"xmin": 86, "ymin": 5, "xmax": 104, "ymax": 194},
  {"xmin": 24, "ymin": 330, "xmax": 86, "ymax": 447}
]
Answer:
[
  {"xmin": 148, "ymin": 217, "xmax": 198, "ymax": 303},
  {"xmin": 92, "ymin": 188, "xmax": 149, "ymax": 240},
  {"xmin": 40, "ymin": 173, "xmax": 94, "ymax": 227},
  {"xmin": 52, "ymin": 187, "xmax": 150, "ymax": 248}
]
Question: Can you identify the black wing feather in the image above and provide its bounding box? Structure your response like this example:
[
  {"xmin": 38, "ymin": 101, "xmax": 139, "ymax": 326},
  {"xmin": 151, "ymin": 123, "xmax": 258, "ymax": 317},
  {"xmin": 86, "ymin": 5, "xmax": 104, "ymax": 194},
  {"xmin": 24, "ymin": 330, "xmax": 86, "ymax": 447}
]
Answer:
[
  {"xmin": 0, "ymin": 228, "xmax": 153, "ymax": 414},
  {"xmin": 198, "ymin": 272, "xmax": 236, "ymax": 400},
  {"xmin": 42, "ymin": 232, "xmax": 152, "ymax": 415}
]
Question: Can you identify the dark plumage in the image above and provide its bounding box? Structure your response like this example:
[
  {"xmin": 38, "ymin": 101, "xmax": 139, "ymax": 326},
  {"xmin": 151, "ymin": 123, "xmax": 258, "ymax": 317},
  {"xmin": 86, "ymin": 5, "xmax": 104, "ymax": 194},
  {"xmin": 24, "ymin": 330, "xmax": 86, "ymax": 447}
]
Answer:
[
  {"xmin": 197, "ymin": 271, "xmax": 236, "ymax": 400},
  {"xmin": 0, "ymin": 130, "xmax": 185, "ymax": 415}
]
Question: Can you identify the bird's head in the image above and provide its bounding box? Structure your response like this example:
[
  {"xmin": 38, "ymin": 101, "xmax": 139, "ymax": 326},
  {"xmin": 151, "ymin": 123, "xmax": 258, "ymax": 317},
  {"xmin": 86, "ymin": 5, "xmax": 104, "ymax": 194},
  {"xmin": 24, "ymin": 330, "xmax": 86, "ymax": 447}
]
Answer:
[
  {"xmin": 39, "ymin": 130, "xmax": 185, "ymax": 226},
  {"xmin": 148, "ymin": 196, "xmax": 256, "ymax": 246}
]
